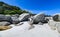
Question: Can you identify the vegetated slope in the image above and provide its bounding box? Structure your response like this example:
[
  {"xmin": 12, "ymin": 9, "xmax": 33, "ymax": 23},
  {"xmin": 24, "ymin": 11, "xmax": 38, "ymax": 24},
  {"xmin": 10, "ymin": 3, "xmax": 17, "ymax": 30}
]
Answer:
[{"xmin": 0, "ymin": 2, "xmax": 30, "ymax": 15}]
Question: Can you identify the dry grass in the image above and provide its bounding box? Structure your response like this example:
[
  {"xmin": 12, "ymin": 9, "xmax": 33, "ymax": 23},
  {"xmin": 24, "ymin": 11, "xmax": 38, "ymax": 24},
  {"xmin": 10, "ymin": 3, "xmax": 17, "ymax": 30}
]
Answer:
[{"xmin": 0, "ymin": 26, "xmax": 12, "ymax": 31}]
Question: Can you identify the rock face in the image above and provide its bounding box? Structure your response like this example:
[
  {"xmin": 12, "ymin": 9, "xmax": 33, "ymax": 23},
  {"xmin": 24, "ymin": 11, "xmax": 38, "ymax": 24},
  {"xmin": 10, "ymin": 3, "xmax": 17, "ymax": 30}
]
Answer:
[
  {"xmin": 32, "ymin": 13, "xmax": 46, "ymax": 24},
  {"xmin": 0, "ymin": 22, "xmax": 11, "ymax": 26},
  {"xmin": 18, "ymin": 13, "xmax": 30, "ymax": 22},
  {"xmin": 11, "ymin": 15, "xmax": 19, "ymax": 24},
  {"xmin": 0, "ymin": 14, "xmax": 5, "ymax": 21},
  {"xmin": 0, "ymin": 15, "xmax": 12, "ymax": 24},
  {"xmin": 6, "ymin": 16, "xmax": 13, "ymax": 24}
]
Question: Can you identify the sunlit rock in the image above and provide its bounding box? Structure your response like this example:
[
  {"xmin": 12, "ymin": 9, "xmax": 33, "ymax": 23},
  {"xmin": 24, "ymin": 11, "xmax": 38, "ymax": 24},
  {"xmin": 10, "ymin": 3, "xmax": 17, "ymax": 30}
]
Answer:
[{"xmin": 18, "ymin": 13, "xmax": 30, "ymax": 22}]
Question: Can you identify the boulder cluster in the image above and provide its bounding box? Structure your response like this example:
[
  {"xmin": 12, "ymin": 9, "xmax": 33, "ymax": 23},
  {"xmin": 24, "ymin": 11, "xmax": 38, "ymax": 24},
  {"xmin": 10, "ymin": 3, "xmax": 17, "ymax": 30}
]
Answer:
[
  {"xmin": 0, "ymin": 13, "xmax": 49, "ymax": 26},
  {"xmin": 0, "ymin": 13, "xmax": 60, "ymax": 33},
  {"xmin": 48, "ymin": 14, "xmax": 60, "ymax": 33}
]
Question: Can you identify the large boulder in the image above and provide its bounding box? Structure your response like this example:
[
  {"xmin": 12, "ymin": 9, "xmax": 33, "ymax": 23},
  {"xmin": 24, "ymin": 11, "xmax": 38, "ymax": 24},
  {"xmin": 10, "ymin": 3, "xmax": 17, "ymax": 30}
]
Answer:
[
  {"xmin": 53, "ymin": 15, "xmax": 59, "ymax": 21},
  {"xmin": 11, "ymin": 15, "xmax": 19, "ymax": 24},
  {"xmin": 4, "ymin": 16, "xmax": 13, "ymax": 24},
  {"xmin": 53, "ymin": 14, "xmax": 60, "ymax": 22},
  {"xmin": 0, "ymin": 15, "xmax": 12, "ymax": 24},
  {"xmin": 0, "ymin": 21, "xmax": 11, "ymax": 26},
  {"xmin": 0, "ymin": 14, "xmax": 5, "ymax": 21},
  {"xmin": 32, "ymin": 13, "xmax": 46, "ymax": 24},
  {"xmin": 18, "ymin": 13, "xmax": 30, "ymax": 22}
]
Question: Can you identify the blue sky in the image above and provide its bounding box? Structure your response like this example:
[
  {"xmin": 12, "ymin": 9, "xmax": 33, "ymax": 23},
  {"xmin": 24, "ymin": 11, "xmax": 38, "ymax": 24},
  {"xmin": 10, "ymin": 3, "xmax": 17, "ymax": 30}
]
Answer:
[{"xmin": 0, "ymin": 0, "xmax": 60, "ymax": 15}]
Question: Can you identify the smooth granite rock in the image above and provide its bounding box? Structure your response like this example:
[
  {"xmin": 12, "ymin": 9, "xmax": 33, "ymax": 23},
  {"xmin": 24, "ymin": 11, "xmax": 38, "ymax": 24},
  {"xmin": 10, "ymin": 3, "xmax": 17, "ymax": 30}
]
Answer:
[
  {"xmin": 32, "ymin": 13, "xmax": 45, "ymax": 24},
  {"xmin": 18, "ymin": 13, "xmax": 30, "ymax": 22},
  {"xmin": 11, "ymin": 15, "xmax": 19, "ymax": 24}
]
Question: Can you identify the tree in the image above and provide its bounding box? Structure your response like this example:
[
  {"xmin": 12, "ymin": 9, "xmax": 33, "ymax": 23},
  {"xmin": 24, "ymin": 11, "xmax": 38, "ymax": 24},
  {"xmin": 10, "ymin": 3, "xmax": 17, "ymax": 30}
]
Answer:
[
  {"xmin": 0, "ymin": 2, "xmax": 31, "ymax": 15},
  {"xmin": 4, "ymin": 10, "xmax": 11, "ymax": 15}
]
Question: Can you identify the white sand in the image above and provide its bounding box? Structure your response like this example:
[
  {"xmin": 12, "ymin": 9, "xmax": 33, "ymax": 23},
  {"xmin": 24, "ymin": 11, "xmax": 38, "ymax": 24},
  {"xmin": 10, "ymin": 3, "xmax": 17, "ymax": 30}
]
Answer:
[{"xmin": 0, "ymin": 22, "xmax": 60, "ymax": 37}]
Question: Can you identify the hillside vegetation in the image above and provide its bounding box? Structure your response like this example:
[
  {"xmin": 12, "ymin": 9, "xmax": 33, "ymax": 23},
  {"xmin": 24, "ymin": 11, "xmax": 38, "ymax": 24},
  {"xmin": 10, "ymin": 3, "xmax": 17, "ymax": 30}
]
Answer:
[{"xmin": 0, "ymin": 2, "xmax": 30, "ymax": 15}]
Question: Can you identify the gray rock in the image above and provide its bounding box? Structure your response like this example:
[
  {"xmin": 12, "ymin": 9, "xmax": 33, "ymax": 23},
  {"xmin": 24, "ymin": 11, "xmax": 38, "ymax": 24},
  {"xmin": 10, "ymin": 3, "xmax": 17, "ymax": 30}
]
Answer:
[
  {"xmin": 53, "ymin": 14, "xmax": 59, "ymax": 21},
  {"xmin": 4, "ymin": 16, "xmax": 12, "ymax": 24},
  {"xmin": 0, "ymin": 14, "xmax": 5, "ymax": 20},
  {"xmin": 53, "ymin": 14, "xmax": 60, "ymax": 22},
  {"xmin": 18, "ymin": 13, "xmax": 30, "ymax": 22},
  {"xmin": 0, "ymin": 15, "xmax": 12, "ymax": 24},
  {"xmin": 0, "ymin": 21, "xmax": 11, "ymax": 26},
  {"xmin": 32, "ymin": 13, "xmax": 45, "ymax": 24},
  {"xmin": 11, "ymin": 16, "xmax": 19, "ymax": 24}
]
